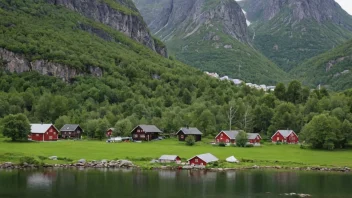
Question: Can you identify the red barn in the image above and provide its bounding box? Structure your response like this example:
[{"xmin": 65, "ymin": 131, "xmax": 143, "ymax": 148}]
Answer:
[
  {"xmin": 30, "ymin": 124, "xmax": 59, "ymax": 141},
  {"xmin": 215, "ymin": 131, "xmax": 262, "ymax": 144},
  {"xmin": 131, "ymin": 125, "xmax": 162, "ymax": 141},
  {"xmin": 106, "ymin": 128, "xmax": 115, "ymax": 137},
  {"xmin": 271, "ymin": 130, "xmax": 299, "ymax": 144},
  {"xmin": 188, "ymin": 153, "xmax": 218, "ymax": 166}
]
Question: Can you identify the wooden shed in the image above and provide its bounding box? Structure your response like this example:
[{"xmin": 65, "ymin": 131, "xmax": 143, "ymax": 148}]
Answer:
[{"xmin": 176, "ymin": 127, "xmax": 202, "ymax": 142}]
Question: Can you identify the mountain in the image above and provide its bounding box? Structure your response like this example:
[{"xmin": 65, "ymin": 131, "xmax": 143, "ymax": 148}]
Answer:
[
  {"xmin": 133, "ymin": 0, "xmax": 289, "ymax": 84},
  {"xmin": 239, "ymin": 0, "xmax": 352, "ymax": 71},
  {"xmin": 0, "ymin": 0, "xmax": 264, "ymax": 135},
  {"xmin": 291, "ymin": 39, "xmax": 352, "ymax": 91}
]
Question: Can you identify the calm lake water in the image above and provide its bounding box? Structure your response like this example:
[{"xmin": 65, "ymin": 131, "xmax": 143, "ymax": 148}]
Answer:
[{"xmin": 0, "ymin": 169, "xmax": 351, "ymax": 198}]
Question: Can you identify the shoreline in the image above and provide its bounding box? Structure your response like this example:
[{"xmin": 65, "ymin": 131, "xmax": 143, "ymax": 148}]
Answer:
[{"xmin": 0, "ymin": 161, "xmax": 351, "ymax": 173}]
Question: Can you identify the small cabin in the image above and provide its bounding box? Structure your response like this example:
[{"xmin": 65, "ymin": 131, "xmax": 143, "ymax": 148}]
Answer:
[
  {"xmin": 271, "ymin": 130, "xmax": 299, "ymax": 144},
  {"xmin": 188, "ymin": 153, "xmax": 218, "ymax": 166},
  {"xmin": 158, "ymin": 155, "xmax": 181, "ymax": 163},
  {"xmin": 176, "ymin": 127, "xmax": 202, "ymax": 142},
  {"xmin": 131, "ymin": 125, "xmax": 162, "ymax": 141},
  {"xmin": 30, "ymin": 124, "xmax": 59, "ymax": 141},
  {"xmin": 215, "ymin": 131, "xmax": 261, "ymax": 144},
  {"xmin": 106, "ymin": 128, "xmax": 115, "ymax": 137},
  {"xmin": 60, "ymin": 124, "xmax": 83, "ymax": 139}
]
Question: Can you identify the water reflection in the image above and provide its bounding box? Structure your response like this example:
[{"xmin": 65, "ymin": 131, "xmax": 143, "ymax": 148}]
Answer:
[
  {"xmin": 0, "ymin": 169, "xmax": 351, "ymax": 198},
  {"xmin": 27, "ymin": 171, "xmax": 56, "ymax": 189}
]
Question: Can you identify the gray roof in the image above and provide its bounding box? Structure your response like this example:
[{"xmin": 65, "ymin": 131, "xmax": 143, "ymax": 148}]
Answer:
[
  {"xmin": 132, "ymin": 125, "xmax": 162, "ymax": 133},
  {"xmin": 177, "ymin": 127, "xmax": 203, "ymax": 135},
  {"xmin": 276, "ymin": 130, "xmax": 295, "ymax": 138},
  {"xmin": 189, "ymin": 153, "xmax": 218, "ymax": 163},
  {"xmin": 221, "ymin": 130, "xmax": 240, "ymax": 139},
  {"xmin": 60, "ymin": 124, "xmax": 80, "ymax": 132},
  {"xmin": 159, "ymin": 155, "xmax": 180, "ymax": 161},
  {"xmin": 247, "ymin": 133, "xmax": 261, "ymax": 139},
  {"xmin": 31, "ymin": 124, "xmax": 57, "ymax": 134}
]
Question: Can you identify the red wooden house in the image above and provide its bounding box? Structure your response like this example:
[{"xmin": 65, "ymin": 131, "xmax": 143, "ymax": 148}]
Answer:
[
  {"xmin": 30, "ymin": 124, "xmax": 59, "ymax": 141},
  {"xmin": 271, "ymin": 130, "xmax": 299, "ymax": 144},
  {"xmin": 188, "ymin": 153, "xmax": 218, "ymax": 166},
  {"xmin": 106, "ymin": 128, "xmax": 115, "ymax": 137},
  {"xmin": 215, "ymin": 130, "xmax": 261, "ymax": 144},
  {"xmin": 131, "ymin": 125, "xmax": 162, "ymax": 141}
]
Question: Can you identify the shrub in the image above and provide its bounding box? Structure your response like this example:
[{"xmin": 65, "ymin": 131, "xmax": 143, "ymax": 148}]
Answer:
[
  {"xmin": 19, "ymin": 156, "xmax": 39, "ymax": 165},
  {"xmin": 236, "ymin": 131, "xmax": 248, "ymax": 147},
  {"xmin": 276, "ymin": 141, "xmax": 282, "ymax": 145},
  {"xmin": 38, "ymin": 156, "xmax": 46, "ymax": 161},
  {"xmin": 323, "ymin": 142, "xmax": 335, "ymax": 150},
  {"xmin": 218, "ymin": 142, "xmax": 226, "ymax": 147},
  {"xmin": 57, "ymin": 157, "xmax": 73, "ymax": 162},
  {"xmin": 245, "ymin": 144, "xmax": 254, "ymax": 148},
  {"xmin": 185, "ymin": 135, "xmax": 195, "ymax": 146},
  {"xmin": 260, "ymin": 139, "xmax": 265, "ymax": 144}
]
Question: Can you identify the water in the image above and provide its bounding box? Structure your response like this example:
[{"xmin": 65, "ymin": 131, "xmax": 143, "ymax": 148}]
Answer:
[{"xmin": 0, "ymin": 169, "xmax": 351, "ymax": 198}]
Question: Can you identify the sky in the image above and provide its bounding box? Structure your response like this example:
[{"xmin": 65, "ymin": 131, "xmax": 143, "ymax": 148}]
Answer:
[{"xmin": 335, "ymin": 0, "xmax": 352, "ymax": 15}]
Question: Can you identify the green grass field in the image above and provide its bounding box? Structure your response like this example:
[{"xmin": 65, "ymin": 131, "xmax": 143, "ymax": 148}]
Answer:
[{"xmin": 1, "ymin": 138, "xmax": 352, "ymax": 168}]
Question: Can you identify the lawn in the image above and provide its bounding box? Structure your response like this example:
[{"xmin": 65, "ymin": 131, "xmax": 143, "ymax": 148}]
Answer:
[{"xmin": 1, "ymin": 138, "xmax": 352, "ymax": 168}]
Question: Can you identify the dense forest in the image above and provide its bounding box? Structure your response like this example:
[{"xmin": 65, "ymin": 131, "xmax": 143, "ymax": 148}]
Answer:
[
  {"xmin": 1, "ymin": 69, "xmax": 352, "ymax": 150},
  {"xmin": 0, "ymin": 0, "xmax": 351, "ymax": 150}
]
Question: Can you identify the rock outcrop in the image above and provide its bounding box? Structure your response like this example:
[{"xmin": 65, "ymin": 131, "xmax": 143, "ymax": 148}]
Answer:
[
  {"xmin": 134, "ymin": 0, "xmax": 249, "ymax": 43},
  {"xmin": 242, "ymin": 0, "xmax": 352, "ymax": 30},
  {"xmin": 0, "ymin": 48, "xmax": 102, "ymax": 81},
  {"xmin": 48, "ymin": 0, "xmax": 167, "ymax": 56}
]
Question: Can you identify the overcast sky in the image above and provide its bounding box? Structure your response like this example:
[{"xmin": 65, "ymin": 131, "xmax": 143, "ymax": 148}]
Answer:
[{"xmin": 335, "ymin": 0, "xmax": 352, "ymax": 15}]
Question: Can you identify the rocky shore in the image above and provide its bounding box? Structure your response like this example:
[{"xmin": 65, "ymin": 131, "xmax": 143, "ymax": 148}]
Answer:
[{"xmin": 1, "ymin": 161, "xmax": 350, "ymax": 173}]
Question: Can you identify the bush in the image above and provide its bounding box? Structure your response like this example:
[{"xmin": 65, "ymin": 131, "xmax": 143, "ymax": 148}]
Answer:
[
  {"xmin": 236, "ymin": 131, "xmax": 249, "ymax": 147},
  {"xmin": 185, "ymin": 135, "xmax": 195, "ymax": 146},
  {"xmin": 245, "ymin": 144, "xmax": 254, "ymax": 148},
  {"xmin": 19, "ymin": 156, "xmax": 39, "ymax": 165},
  {"xmin": 218, "ymin": 142, "xmax": 226, "ymax": 147},
  {"xmin": 276, "ymin": 141, "xmax": 282, "ymax": 145},
  {"xmin": 323, "ymin": 142, "xmax": 335, "ymax": 150},
  {"xmin": 260, "ymin": 139, "xmax": 265, "ymax": 144},
  {"xmin": 300, "ymin": 144, "xmax": 309, "ymax": 149},
  {"xmin": 38, "ymin": 156, "xmax": 46, "ymax": 161}
]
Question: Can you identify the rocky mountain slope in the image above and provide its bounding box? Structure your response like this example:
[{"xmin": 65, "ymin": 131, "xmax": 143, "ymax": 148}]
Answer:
[
  {"xmin": 48, "ymin": 0, "xmax": 167, "ymax": 57},
  {"xmin": 239, "ymin": 0, "xmax": 352, "ymax": 71},
  {"xmin": 133, "ymin": 0, "xmax": 289, "ymax": 84},
  {"xmin": 291, "ymin": 39, "xmax": 352, "ymax": 91}
]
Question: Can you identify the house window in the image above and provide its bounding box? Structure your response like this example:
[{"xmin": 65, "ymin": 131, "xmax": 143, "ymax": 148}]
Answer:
[
  {"xmin": 226, "ymin": 139, "xmax": 229, "ymax": 143},
  {"xmin": 216, "ymin": 139, "xmax": 219, "ymax": 142},
  {"xmin": 36, "ymin": 134, "xmax": 39, "ymax": 137},
  {"xmin": 220, "ymin": 134, "xmax": 223, "ymax": 137},
  {"xmin": 140, "ymin": 134, "xmax": 145, "ymax": 138},
  {"xmin": 195, "ymin": 159, "xmax": 198, "ymax": 163},
  {"xmin": 53, "ymin": 132, "xmax": 56, "ymax": 135},
  {"xmin": 181, "ymin": 135, "xmax": 184, "ymax": 139},
  {"xmin": 277, "ymin": 137, "xmax": 279, "ymax": 141},
  {"xmin": 133, "ymin": 134, "xmax": 138, "ymax": 138},
  {"xmin": 69, "ymin": 132, "xmax": 71, "ymax": 135},
  {"xmin": 49, "ymin": 136, "xmax": 52, "ymax": 140}
]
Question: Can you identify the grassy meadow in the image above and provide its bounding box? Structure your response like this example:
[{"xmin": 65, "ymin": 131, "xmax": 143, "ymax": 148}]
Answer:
[{"xmin": 1, "ymin": 138, "xmax": 352, "ymax": 168}]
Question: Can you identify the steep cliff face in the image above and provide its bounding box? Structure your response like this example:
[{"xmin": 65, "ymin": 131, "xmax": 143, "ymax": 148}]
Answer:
[
  {"xmin": 0, "ymin": 48, "xmax": 102, "ymax": 82},
  {"xmin": 48, "ymin": 0, "xmax": 167, "ymax": 56},
  {"xmin": 239, "ymin": 0, "xmax": 352, "ymax": 71},
  {"xmin": 135, "ymin": 0, "xmax": 249, "ymax": 43},
  {"xmin": 132, "ymin": 0, "xmax": 289, "ymax": 84},
  {"xmin": 242, "ymin": 0, "xmax": 352, "ymax": 27}
]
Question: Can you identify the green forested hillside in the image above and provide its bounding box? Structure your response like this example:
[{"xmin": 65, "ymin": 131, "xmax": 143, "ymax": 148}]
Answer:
[
  {"xmin": 0, "ymin": 0, "xmax": 351, "ymax": 150},
  {"xmin": 166, "ymin": 25, "xmax": 289, "ymax": 85},
  {"xmin": 291, "ymin": 39, "xmax": 352, "ymax": 91}
]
